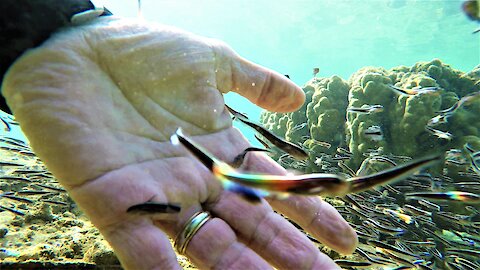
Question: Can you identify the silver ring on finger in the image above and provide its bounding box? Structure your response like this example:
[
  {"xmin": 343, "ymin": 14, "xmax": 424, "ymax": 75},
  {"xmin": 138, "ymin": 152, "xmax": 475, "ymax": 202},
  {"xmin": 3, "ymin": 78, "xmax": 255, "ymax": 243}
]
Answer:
[{"xmin": 174, "ymin": 211, "xmax": 212, "ymax": 255}]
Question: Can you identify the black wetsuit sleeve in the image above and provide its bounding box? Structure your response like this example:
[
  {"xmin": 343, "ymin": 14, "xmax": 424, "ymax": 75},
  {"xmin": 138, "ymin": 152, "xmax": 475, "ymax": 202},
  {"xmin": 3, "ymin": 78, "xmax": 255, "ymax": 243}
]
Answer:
[{"xmin": 0, "ymin": 0, "xmax": 110, "ymax": 114}]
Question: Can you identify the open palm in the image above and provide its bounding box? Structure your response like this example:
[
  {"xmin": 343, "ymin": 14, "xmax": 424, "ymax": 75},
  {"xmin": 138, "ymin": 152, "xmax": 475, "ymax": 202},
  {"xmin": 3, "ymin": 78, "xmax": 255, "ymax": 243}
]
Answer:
[{"xmin": 3, "ymin": 17, "xmax": 357, "ymax": 269}]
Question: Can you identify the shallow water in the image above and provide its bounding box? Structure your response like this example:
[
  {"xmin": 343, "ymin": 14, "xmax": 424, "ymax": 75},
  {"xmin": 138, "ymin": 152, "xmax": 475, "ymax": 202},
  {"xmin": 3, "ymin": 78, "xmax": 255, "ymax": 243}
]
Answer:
[
  {"xmin": 105, "ymin": 0, "xmax": 479, "ymax": 136},
  {"xmin": 1, "ymin": 1, "xmax": 479, "ymax": 269}
]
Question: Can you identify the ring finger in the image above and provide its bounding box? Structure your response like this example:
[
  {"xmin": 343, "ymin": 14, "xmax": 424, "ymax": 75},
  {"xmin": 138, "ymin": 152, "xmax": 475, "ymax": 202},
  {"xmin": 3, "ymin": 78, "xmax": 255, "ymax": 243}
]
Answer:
[{"xmin": 156, "ymin": 208, "xmax": 272, "ymax": 269}]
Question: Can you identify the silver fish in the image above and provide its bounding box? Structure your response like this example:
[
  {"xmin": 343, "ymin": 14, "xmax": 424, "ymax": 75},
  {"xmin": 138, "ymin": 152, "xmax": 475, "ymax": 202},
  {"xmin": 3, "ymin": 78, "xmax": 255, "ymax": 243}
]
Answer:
[
  {"xmin": 364, "ymin": 125, "xmax": 383, "ymax": 141},
  {"xmin": 425, "ymin": 126, "xmax": 453, "ymax": 140},
  {"xmin": 226, "ymin": 105, "xmax": 308, "ymax": 160},
  {"xmin": 290, "ymin": 123, "xmax": 307, "ymax": 132},
  {"xmin": 347, "ymin": 104, "xmax": 384, "ymax": 114}
]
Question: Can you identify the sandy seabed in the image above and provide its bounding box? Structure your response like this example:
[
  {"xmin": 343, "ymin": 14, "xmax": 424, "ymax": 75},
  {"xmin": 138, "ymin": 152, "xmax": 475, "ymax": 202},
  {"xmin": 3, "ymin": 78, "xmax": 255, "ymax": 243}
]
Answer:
[{"xmin": 0, "ymin": 136, "xmax": 197, "ymax": 270}]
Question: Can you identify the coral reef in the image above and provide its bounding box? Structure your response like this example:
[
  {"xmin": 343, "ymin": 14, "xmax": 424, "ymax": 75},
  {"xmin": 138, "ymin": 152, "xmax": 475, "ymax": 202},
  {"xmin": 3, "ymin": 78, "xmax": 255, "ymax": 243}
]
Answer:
[
  {"xmin": 261, "ymin": 59, "xmax": 480, "ymax": 175},
  {"xmin": 259, "ymin": 59, "xmax": 480, "ymax": 269}
]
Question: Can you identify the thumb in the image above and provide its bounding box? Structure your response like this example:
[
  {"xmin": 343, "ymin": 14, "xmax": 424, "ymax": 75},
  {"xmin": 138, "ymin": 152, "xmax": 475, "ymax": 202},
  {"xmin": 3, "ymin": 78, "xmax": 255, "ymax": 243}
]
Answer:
[{"xmin": 211, "ymin": 40, "xmax": 305, "ymax": 113}]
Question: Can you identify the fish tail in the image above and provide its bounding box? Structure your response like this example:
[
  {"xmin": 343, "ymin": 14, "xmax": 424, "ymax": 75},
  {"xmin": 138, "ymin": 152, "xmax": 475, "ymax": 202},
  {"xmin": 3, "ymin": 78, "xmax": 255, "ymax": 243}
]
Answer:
[{"xmin": 349, "ymin": 154, "xmax": 442, "ymax": 193}]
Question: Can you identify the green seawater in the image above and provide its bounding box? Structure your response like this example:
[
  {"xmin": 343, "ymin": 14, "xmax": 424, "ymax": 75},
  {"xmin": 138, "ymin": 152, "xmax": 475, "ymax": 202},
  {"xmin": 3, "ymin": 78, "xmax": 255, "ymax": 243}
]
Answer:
[
  {"xmin": 2, "ymin": 1, "xmax": 479, "ymax": 269},
  {"xmin": 103, "ymin": 0, "xmax": 479, "ymax": 145}
]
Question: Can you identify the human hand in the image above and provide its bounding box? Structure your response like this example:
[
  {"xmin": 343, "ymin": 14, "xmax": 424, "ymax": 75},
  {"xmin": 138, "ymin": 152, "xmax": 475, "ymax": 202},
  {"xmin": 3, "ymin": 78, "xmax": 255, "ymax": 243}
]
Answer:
[{"xmin": 3, "ymin": 17, "xmax": 357, "ymax": 269}]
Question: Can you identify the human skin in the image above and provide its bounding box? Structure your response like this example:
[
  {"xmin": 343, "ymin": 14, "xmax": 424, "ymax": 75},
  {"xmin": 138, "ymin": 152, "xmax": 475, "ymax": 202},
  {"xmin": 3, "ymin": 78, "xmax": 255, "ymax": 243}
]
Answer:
[{"xmin": 2, "ymin": 17, "xmax": 357, "ymax": 269}]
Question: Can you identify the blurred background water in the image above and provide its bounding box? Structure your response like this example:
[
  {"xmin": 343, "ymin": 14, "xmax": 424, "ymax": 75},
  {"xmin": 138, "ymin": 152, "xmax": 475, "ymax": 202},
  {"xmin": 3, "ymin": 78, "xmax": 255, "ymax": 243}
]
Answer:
[
  {"xmin": 4, "ymin": 0, "xmax": 479, "ymax": 143},
  {"xmin": 99, "ymin": 0, "xmax": 479, "ymax": 143}
]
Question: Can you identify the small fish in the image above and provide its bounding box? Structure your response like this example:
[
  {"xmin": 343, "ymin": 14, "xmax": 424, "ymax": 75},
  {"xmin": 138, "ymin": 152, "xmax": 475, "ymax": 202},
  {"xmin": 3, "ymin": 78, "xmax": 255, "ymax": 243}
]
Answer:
[
  {"xmin": 370, "ymin": 155, "xmax": 398, "ymax": 166},
  {"xmin": 464, "ymin": 143, "xmax": 480, "ymax": 157},
  {"xmin": 445, "ymin": 159, "xmax": 467, "ymax": 166},
  {"xmin": 33, "ymin": 183, "xmax": 66, "ymax": 192},
  {"xmin": 1, "ymin": 194, "xmax": 34, "ymax": 204},
  {"xmin": 16, "ymin": 190, "xmax": 56, "ymax": 196},
  {"xmin": 0, "ymin": 136, "xmax": 27, "ymax": 146},
  {"xmin": 0, "ymin": 162, "xmax": 23, "ymax": 167},
  {"xmin": 306, "ymin": 139, "xmax": 331, "ymax": 149},
  {"xmin": 337, "ymin": 147, "xmax": 352, "ymax": 156},
  {"xmin": 290, "ymin": 123, "xmax": 307, "ymax": 132},
  {"xmin": 41, "ymin": 199, "xmax": 70, "ymax": 206},
  {"xmin": 347, "ymin": 105, "xmax": 384, "ymax": 114},
  {"xmin": 378, "ymin": 248, "xmax": 417, "ymax": 268},
  {"xmin": 450, "ymin": 256, "xmax": 480, "ymax": 270},
  {"xmin": 382, "ymin": 208, "xmax": 414, "ymax": 224},
  {"xmin": 334, "ymin": 260, "xmax": 372, "ymax": 268},
  {"xmin": 338, "ymin": 161, "xmax": 356, "ymax": 177},
  {"xmin": 464, "ymin": 144, "xmax": 480, "ymax": 174},
  {"xmin": 406, "ymin": 191, "xmax": 480, "ymax": 204},
  {"xmin": 363, "ymin": 219, "xmax": 405, "ymax": 236},
  {"xmin": 468, "ymin": 157, "xmax": 480, "ymax": 174},
  {"xmin": 355, "ymin": 248, "xmax": 391, "ymax": 266},
  {"xmin": 425, "ymin": 126, "xmax": 453, "ymax": 140},
  {"xmin": 437, "ymin": 103, "xmax": 460, "ymax": 114},
  {"xmin": 473, "ymin": 28, "xmax": 480, "ymax": 34},
  {"xmin": 427, "ymin": 114, "xmax": 450, "ymax": 126},
  {"xmin": 0, "ymin": 176, "xmax": 31, "ymax": 182},
  {"xmin": 368, "ymin": 239, "xmax": 418, "ymax": 258},
  {"xmin": 332, "ymin": 155, "xmax": 351, "ymax": 161},
  {"xmin": 403, "ymin": 240, "xmax": 436, "ymax": 248},
  {"xmin": 127, "ymin": 202, "xmax": 181, "ymax": 214},
  {"xmin": 364, "ymin": 126, "xmax": 383, "ymax": 141},
  {"xmin": 312, "ymin": 67, "xmax": 320, "ymax": 77},
  {"xmin": 388, "ymin": 84, "xmax": 439, "ymax": 95},
  {"xmin": 0, "ymin": 205, "xmax": 25, "ymax": 216},
  {"xmin": 232, "ymin": 112, "xmax": 308, "ymax": 160},
  {"xmin": 417, "ymin": 199, "xmax": 442, "ymax": 211},
  {"xmin": 465, "ymin": 205, "xmax": 479, "ymax": 214},
  {"xmin": 446, "ymin": 248, "xmax": 480, "ymax": 257},
  {"xmin": 437, "ymin": 91, "xmax": 480, "ymax": 114},
  {"xmin": 348, "ymin": 205, "xmax": 370, "ymax": 219}
]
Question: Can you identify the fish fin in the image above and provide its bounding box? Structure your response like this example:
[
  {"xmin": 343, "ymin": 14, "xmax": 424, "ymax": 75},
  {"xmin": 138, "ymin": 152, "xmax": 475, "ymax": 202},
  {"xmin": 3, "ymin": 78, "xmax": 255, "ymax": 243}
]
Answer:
[
  {"xmin": 223, "ymin": 181, "xmax": 266, "ymax": 204},
  {"xmin": 230, "ymin": 147, "xmax": 274, "ymax": 168}
]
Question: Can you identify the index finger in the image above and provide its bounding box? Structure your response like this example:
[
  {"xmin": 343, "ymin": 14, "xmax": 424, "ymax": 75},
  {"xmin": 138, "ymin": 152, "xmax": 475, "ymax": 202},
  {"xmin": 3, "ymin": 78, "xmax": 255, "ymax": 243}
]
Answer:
[{"xmin": 210, "ymin": 40, "xmax": 305, "ymax": 113}]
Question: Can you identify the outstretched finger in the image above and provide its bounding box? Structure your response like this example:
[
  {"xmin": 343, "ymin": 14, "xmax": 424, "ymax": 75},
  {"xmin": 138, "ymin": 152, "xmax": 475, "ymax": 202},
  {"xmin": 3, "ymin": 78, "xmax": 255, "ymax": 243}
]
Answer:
[
  {"xmin": 211, "ymin": 40, "xmax": 305, "ymax": 113},
  {"xmin": 208, "ymin": 192, "xmax": 341, "ymax": 269},
  {"xmin": 243, "ymin": 151, "xmax": 358, "ymax": 255},
  {"xmin": 157, "ymin": 214, "xmax": 273, "ymax": 269},
  {"xmin": 101, "ymin": 220, "xmax": 181, "ymax": 270},
  {"xmin": 269, "ymin": 196, "xmax": 358, "ymax": 255}
]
